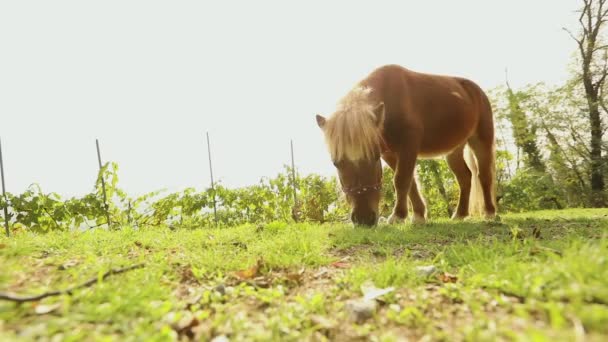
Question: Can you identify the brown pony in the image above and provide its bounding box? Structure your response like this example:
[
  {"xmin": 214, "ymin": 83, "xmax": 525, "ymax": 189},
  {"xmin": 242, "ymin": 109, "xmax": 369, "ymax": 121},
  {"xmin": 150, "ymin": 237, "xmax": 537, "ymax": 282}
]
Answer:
[{"xmin": 316, "ymin": 64, "xmax": 496, "ymax": 226}]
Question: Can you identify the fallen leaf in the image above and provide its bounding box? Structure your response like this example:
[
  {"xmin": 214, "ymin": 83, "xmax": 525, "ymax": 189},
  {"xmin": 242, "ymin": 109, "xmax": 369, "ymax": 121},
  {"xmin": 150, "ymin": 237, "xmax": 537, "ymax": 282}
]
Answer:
[
  {"xmin": 360, "ymin": 280, "xmax": 394, "ymax": 301},
  {"xmin": 330, "ymin": 261, "xmax": 350, "ymax": 269},
  {"xmin": 0, "ymin": 243, "xmax": 6, "ymax": 249},
  {"xmin": 234, "ymin": 258, "xmax": 264, "ymax": 280},
  {"xmin": 438, "ymin": 272, "xmax": 458, "ymax": 283},
  {"xmin": 58, "ymin": 260, "xmax": 79, "ymax": 270},
  {"xmin": 235, "ymin": 266, "xmax": 258, "ymax": 280},
  {"xmin": 34, "ymin": 303, "xmax": 61, "ymax": 315},
  {"xmin": 330, "ymin": 257, "xmax": 351, "ymax": 269},
  {"xmin": 285, "ymin": 268, "xmax": 305, "ymax": 284}
]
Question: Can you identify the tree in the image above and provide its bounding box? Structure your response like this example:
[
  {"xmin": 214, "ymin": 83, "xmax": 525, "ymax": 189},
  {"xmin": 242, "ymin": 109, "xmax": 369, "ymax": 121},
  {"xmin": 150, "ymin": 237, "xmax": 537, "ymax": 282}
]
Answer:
[
  {"xmin": 504, "ymin": 79, "xmax": 546, "ymax": 172},
  {"xmin": 565, "ymin": 0, "xmax": 608, "ymax": 206}
]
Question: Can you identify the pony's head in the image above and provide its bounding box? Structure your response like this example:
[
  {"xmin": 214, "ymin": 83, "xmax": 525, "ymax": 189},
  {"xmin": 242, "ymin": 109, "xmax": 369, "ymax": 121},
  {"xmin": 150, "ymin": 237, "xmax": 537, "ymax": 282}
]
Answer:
[{"xmin": 316, "ymin": 87, "xmax": 385, "ymax": 226}]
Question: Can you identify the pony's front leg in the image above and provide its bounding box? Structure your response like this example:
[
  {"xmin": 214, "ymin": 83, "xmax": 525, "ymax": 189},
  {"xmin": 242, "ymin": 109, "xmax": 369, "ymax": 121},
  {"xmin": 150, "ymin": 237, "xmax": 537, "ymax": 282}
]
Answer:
[{"xmin": 388, "ymin": 154, "xmax": 417, "ymax": 224}]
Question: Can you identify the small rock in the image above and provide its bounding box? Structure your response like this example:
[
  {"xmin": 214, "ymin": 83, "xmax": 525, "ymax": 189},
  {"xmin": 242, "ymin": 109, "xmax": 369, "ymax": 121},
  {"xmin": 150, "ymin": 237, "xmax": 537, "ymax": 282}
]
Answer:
[
  {"xmin": 389, "ymin": 304, "xmax": 402, "ymax": 312},
  {"xmin": 345, "ymin": 298, "xmax": 377, "ymax": 323},
  {"xmin": 310, "ymin": 315, "xmax": 336, "ymax": 330},
  {"xmin": 211, "ymin": 335, "xmax": 229, "ymax": 342},
  {"xmin": 415, "ymin": 265, "xmax": 437, "ymax": 276},
  {"xmin": 18, "ymin": 323, "xmax": 48, "ymax": 339},
  {"xmin": 34, "ymin": 303, "xmax": 61, "ymax": 315},
  {"xmin": 214, "ymin": 284, "xmax": 226, "ymax": 295},
  {"xmin": 175, "ymin": 312, "xmax": 196, "ymax": 330},
  {"xmin": 50, "ymin": 334, "xmax": 64, "ymax": 342}
]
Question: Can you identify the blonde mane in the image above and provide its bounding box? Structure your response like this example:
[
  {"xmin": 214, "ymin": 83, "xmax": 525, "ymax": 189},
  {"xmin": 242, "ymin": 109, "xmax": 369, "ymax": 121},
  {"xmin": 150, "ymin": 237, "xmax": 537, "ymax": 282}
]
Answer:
[{"xmin": 323, "ymin": 86, "xmax": 382, "ymax": 161}]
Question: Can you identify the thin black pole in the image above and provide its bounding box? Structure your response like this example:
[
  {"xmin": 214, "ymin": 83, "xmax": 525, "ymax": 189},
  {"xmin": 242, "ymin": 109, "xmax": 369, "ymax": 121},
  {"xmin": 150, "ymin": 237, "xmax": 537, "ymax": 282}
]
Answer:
[
  {"xmin": 290, "ymin": 139, "xmax": 298, "ymax": 206},
  {"xmin": 206, "ymin": 132, "xmax": 218, "ymax": 225},
  {"xmin": 0, "ymin": 138, "xmax": 10, "ymax": 237},
  {"xmin": 96, "ymin": 139, "xmax": 112, "ymax": 228}
]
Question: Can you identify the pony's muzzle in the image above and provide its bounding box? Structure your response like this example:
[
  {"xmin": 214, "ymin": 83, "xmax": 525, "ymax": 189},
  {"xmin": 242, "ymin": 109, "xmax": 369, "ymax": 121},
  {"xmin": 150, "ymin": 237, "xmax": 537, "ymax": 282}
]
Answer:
[{"xmin": 351, "ymin": 210, "xmax": 378, "ymax": 227}]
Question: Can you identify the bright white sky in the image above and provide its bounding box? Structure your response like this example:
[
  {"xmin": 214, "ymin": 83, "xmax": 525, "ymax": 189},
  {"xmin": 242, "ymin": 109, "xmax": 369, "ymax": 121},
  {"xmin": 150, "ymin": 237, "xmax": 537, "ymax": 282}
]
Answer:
[{"xmin": 1, "ymin": 0, "xmax": 579, "ymax": 197}]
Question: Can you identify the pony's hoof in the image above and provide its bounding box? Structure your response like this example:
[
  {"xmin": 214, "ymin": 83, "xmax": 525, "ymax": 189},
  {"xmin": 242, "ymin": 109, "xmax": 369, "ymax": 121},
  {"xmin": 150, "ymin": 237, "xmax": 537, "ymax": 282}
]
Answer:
[
  {"xmin": 388, "ymin": 214, "xmax": 405, "ymax": 224},
  {"xmin": 411, "ymin": 214, "xmax": 426, "ymax": 224}
]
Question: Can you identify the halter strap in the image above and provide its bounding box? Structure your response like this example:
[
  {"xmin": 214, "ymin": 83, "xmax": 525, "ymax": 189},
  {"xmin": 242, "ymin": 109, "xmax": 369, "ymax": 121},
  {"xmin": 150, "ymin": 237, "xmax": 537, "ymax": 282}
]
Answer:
[
  {"xmin": 341, "ymin": 135, "xmax": 388, "ymax": 196},
  {"xmin": 342, "ymin": 183, "xmax": 382, "ymax": 195}
]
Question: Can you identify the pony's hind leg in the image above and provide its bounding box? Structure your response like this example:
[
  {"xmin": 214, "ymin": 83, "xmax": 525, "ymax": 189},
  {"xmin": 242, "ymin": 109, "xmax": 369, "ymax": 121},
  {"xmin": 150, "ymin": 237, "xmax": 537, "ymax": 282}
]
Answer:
[
  {"xmin": 446, "ymin": 145, "xmax": 472, "ymax": 219},
  {"xmin": 467, "ymin": 137, "xmax": 497, "ymax": 218}
]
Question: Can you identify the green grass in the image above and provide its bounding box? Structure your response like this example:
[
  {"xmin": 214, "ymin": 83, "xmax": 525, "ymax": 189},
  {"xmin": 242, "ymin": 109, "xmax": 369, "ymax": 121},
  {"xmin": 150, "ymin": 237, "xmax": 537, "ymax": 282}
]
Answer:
[{"xmin": 1, "ymin": 208, "xmax": 607, "ymax": 341}]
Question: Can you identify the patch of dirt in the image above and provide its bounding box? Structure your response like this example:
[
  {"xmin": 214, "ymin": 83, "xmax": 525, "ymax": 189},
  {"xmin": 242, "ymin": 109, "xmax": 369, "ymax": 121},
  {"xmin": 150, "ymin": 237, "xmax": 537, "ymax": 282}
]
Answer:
[
  {"xmin": 330, "ymin": 243, "xmax": 436, "ymax": 262},
  {"xmin": 165, "ymin": 258, "xmax": 558, "ymax": 341},
  {"xmin": 126, "ymin": 241, "xmax": 156, "ymax": 259},
  {"xmin": 2, "ymin": 259, "xmax": 57, "ymax": 293},
  {"xmin": 287, "ymin": 266, "xmax": 347, "ymax": 299},
  {"xmin": 329, "ymin": 244, "xmax": 372, "ymax": 260},
  {"xmin": 176, "ymin": 264, "xmax": 201, "ymax": 285}
]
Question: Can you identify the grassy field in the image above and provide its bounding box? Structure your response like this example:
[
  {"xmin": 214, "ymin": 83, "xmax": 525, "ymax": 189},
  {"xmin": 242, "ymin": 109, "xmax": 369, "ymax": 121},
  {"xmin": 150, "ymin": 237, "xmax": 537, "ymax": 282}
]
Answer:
[{"xmin": 1, "ymin": 208, "xmax": 607, "ymax": 341}]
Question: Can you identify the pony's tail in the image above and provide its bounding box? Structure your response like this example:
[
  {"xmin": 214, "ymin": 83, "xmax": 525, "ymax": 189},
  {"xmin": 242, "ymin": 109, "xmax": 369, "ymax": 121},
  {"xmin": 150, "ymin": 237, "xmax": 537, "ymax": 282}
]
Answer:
[{"xmin": 464, "ymin": 145, "xmax": 485, "ymax": 217}]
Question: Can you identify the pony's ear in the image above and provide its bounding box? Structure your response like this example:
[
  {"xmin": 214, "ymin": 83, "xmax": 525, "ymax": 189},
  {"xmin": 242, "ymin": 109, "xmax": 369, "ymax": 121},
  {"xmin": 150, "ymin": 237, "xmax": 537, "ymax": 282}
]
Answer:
[
  {"xmin": 373, "ymin": 102, "xmax": 385, "ymax": 126},
  {"xmin": 316, "ymin": 114, "xmax": 326, "ymax": 129}
]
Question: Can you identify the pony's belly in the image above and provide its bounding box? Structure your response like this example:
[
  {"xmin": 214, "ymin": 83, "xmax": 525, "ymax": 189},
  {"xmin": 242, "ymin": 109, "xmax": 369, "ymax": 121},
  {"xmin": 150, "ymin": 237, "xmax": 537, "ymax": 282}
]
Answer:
[
  {"xmin": 417, "ymin": 133, "xmax": 470, "ymax": 159},
  {"xmin": 416, "ymin": 113, "xmax": 477, "ymax": 158},
  {"xmin": 418, "ymin": 148, "xmax": 454, "ymax": 159}
]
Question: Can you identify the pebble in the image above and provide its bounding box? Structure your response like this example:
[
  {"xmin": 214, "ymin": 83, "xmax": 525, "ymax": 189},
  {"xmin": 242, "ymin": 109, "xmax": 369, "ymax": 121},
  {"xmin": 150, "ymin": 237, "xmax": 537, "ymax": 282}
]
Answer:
[
  {"xmin": 345, "ymin": 298, "xmax": 377, "ymax": 323},
  {"xmin": 211, "ymin": 335, "xmax": 229, "ymax": 342},
  {"xmin": 415, "ymin": 265, "xmax": 438, "ymax": 276}
]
